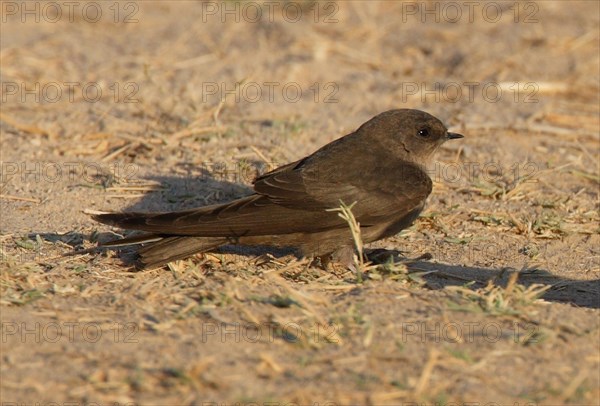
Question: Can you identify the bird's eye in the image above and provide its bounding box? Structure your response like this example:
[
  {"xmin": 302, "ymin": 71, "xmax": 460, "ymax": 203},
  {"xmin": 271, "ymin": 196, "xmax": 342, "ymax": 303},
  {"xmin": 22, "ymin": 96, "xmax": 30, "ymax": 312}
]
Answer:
[{"xmin": 418, "ymin": 128, "xmax": 430, "ymax": 138}]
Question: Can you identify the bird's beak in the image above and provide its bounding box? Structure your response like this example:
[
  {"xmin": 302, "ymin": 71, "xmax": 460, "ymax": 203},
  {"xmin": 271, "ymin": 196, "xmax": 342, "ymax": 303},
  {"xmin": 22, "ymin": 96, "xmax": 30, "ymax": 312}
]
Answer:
[{"xmin": 447, "ymin": 132, "xmax": 464, "ymax": 140}]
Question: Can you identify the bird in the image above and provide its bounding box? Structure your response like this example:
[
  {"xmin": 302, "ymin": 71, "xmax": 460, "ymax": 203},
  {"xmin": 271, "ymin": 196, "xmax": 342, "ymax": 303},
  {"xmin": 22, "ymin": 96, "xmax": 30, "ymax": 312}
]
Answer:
[{"xmin": 91, "ymin": 109, "xmax": 463, "ymax": 269}]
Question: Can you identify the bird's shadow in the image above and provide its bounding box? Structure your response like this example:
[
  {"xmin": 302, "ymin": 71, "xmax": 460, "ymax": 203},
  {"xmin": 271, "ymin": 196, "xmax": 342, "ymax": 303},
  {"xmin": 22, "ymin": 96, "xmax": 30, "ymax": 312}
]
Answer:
[
  {"xmin": 32, "ymin": 161, "xmax": 599, "ymax": 310},
  {"xmin": 114, "ymin": 160, "xmax": 263, "ymax": 212},
  {"xmin": 412, "ymin": 260, "xmax": 599, "ymax": 309}
]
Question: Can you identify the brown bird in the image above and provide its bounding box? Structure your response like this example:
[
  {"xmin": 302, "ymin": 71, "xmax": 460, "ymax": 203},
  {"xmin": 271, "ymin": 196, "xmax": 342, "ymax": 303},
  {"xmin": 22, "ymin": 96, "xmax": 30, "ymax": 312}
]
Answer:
[{"xmin": 92, "ymin": 109, "xmax": 463, "ymax": 269}]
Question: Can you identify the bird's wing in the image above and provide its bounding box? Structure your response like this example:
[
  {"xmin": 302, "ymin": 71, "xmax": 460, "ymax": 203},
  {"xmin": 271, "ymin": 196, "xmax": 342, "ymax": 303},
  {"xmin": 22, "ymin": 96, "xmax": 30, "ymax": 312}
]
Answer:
[
  {"xmin": 253, "ymin": 155, "xmax": 433, "ymax": 224},
  {"xmin": 94, "ymin": 193, "xmax": 341, "ymax": 236},
  {"xmin": 93, "ymin": 157, "xmax": 431, "ymax": 237}
]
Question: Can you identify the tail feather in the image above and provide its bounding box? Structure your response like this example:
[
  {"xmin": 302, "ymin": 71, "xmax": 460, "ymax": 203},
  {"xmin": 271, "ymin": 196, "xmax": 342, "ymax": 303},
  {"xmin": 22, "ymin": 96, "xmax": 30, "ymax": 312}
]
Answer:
[
  {"xmin": 136, "ymin": 236, "xmax": 227, "ymax": 269},
  {"xmin": 100, "ymin": 233, "xmax": 163, "ymax": 247},
  {"xmin": 90, "ymin": 211, "xmax": 228, "ymax": 269}
]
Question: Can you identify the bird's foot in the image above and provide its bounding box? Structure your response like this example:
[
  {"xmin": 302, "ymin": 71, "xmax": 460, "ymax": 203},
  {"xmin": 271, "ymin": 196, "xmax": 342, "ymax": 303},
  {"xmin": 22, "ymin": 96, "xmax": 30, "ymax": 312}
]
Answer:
[{"xmin": 364, "ymin": 248, "xmax": 432, "ymax": 265}]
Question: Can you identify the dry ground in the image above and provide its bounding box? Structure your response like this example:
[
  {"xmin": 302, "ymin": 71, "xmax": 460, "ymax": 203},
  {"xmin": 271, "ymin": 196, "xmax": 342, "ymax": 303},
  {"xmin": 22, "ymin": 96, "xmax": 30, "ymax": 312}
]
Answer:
[{"xmin": 1, "ymin": 1, "xmax": 599, "ymax": 404}]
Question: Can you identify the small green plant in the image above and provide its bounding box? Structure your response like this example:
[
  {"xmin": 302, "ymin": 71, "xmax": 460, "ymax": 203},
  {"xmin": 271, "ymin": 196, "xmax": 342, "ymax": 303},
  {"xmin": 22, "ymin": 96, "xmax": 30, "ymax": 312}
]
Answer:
[
  {"xmin": 327, "ymin": 201, "xmax": 372, "ymax": 282},
  {"xmin": 328, "ymin": 201, "xmax": 430, "ymax": 285},
  {"xmin": 447, "ymin": 272, "xmax": 550, "ymax": 316},
  {"xmin": 368, "ymin": 256, "xmax": 431, "ymax": 286}
]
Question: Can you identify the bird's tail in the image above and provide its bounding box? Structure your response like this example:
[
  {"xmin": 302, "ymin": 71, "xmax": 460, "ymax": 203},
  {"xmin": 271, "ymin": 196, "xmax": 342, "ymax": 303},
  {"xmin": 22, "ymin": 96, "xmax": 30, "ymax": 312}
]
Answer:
[
  {"xmin": 88, "ymin": 210, "xmax": 227, "ymax": 269},
  {"xmin": 136, "ymin": 236, "xmax": 227, "ymax": 269},
  {"xmin": 98, "ymin": 233, "xmax": 226, "ymax": 269}
]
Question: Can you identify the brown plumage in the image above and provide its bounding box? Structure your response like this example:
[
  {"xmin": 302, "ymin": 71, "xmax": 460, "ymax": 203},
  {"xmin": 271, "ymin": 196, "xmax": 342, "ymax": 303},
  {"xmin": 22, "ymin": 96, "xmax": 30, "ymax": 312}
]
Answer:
[{"xmin": 92, "ymin": 109, "xmax": 463, "ymax": 269}]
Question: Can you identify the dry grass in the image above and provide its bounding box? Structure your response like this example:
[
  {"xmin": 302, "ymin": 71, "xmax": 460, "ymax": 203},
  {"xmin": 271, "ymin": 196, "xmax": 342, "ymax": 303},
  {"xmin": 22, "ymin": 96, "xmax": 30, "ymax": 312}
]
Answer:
[
  {"xmin": 446, "ymin": 271, "xmax": 551, "ymax": 316},
  {"xmin": 327, "ymin": 200, "xmax": 371, "ymax": 281}
]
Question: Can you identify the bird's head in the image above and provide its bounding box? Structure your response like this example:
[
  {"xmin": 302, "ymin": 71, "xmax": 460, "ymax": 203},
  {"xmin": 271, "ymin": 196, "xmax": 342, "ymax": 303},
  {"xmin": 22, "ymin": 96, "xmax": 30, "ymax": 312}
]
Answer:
[{"xmin": 358, "ymin": 109, "xmax": 463, "ymax": 165}]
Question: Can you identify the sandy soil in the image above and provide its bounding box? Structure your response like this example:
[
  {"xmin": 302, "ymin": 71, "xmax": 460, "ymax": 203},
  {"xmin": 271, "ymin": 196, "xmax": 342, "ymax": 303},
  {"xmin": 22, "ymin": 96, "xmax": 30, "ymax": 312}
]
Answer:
[{"xmin": 1, "ymin": 1, "xmax": 599, "ymax": 404}]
